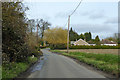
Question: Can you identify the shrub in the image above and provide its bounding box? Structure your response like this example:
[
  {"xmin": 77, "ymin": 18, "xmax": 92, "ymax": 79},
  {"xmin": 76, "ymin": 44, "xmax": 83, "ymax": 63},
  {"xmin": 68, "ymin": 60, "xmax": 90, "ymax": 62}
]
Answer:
[
  {"xmin": 28, "ymin": 56, "xmax": 38, "ymax": 63},
  {"xmin": 70, "ymin": 45, "xmax": 119, "ymax": 49},
  {"xmin": 50, "ymin": 44, "xmax": 67, "ymax": 50},
  {"xmin": 31, "ymin": 50, "xmax": 43, "ymax": 58},
  {"xmin": 51, "ymin": 45, "xmax": 119, "ymax": 49}
]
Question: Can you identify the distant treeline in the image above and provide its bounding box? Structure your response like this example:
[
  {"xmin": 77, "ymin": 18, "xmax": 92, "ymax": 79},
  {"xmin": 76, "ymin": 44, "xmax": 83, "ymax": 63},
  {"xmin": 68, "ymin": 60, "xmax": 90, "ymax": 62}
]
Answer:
[{"xmin": 69, "ymin": 27, "xmax": 120, "ymax": 44}]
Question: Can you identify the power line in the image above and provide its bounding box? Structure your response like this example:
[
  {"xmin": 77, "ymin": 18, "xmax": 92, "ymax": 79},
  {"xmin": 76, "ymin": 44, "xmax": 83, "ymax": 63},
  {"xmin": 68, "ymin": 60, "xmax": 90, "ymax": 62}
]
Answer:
[
  {"xmin": 70, "ymin": 0, "xmax": 83, "ymax": 16},
  {"xmin": 67, "ymin": 0, "xmax": 83, "ymax": 53},
  {"xmin": 63, "ymin": 0, "xmax": 83, "ymax": 28}
]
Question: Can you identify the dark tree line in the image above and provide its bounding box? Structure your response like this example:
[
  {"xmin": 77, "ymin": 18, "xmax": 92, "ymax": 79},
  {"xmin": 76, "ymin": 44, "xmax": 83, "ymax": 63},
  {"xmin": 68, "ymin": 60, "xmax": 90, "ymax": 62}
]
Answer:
[
  {"xmin": 69, "ymin": 27, "xmax": 100, "ymax": 44},
  {"xmin": 69, "ymin": 27, "xmax": 79, "ymax": 41},
  {"xmin": 69, "ymin": 27, "xmax": 92, "ymax": 41},
  {"xmin": 84, "ymin": 32, "xmax": 92, "ymax": 42}
]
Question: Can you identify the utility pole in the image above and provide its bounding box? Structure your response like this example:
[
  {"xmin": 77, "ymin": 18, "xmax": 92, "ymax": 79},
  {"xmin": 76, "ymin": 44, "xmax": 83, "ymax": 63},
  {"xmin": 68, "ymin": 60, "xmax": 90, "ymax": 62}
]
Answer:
[{"xmin": 67, "ymin": 15, "xmax": 70, "ymax": 53}]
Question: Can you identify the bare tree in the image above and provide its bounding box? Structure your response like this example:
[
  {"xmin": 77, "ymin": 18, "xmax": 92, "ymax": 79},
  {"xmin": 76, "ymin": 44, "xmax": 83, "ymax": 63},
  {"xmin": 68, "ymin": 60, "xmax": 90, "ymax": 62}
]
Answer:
[
  {"xmin": 38, "ymin": 19, "xmax": 51, "ymax": 39},
  {"xmin": 27, "ymin": 19, "xmax": 35, "ymax": 34}
]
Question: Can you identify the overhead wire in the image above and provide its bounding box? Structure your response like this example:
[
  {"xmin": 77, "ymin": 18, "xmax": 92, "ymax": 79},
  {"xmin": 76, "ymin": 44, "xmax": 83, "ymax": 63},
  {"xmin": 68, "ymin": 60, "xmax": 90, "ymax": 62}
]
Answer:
[
  {"xmin": 70, "ymin": 0, "xmax": 83, "ymax": 16},
  {"xmin": 63, "ymin": 21, "xmax": 68, "ymax": 27},
  {"xmin": 63, "ymin": 0, "xmax": 83, "ymax": 28}
]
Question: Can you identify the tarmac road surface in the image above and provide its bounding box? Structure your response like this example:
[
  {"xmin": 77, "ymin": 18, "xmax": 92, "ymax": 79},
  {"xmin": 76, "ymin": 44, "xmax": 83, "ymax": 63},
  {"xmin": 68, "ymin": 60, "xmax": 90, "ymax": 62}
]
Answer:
[{"xmin": 28, "ymin": 49, "xmax": 106, "ymax": 78}]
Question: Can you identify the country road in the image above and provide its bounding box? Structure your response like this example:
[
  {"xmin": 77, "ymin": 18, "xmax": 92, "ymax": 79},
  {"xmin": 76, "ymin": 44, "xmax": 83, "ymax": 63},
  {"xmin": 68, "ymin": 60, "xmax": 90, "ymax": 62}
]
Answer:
[{"xmin": 28, "ymin": 49, "xmax": 106, "ymax": 78}]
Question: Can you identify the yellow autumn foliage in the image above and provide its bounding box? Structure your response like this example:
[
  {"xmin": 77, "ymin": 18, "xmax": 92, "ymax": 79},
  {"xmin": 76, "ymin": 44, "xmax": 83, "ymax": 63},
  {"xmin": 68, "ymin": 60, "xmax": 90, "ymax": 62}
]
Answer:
[{"xmin": 44, "ymin": 27, "xmax": 67, "ymax": 44}]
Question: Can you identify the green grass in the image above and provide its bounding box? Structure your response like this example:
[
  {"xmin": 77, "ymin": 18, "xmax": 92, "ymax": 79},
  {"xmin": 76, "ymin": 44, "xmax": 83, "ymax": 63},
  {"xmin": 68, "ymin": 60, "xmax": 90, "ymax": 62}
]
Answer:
[
  {"xmin": 62, "ymin": 52, "xmax": 119, "ymax": 75},
  {"xmin": 28, "ymin": 56, "xmax": 38, "ymax": 63},
  {"xmin": 66, "ymin": 52, "xmax": 118, "ymax": 64},
  {"xmin": 51, "ymin": 50, "xmax": 119, "ymax": 76},
  {"xmin": 2, "ymin": 56, "xmax": 38, "ymax": 79},
  {"xmin": 2, "ymin": 63, "xmax": 28, "ymax": 79}
]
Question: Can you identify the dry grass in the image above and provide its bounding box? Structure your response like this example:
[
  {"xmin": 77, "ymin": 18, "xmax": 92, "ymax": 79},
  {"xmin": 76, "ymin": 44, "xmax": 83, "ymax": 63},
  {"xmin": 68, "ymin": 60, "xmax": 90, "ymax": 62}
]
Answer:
[{"xmin": 59, "ymin": 49, "xmax": 119, "ymax": 55}]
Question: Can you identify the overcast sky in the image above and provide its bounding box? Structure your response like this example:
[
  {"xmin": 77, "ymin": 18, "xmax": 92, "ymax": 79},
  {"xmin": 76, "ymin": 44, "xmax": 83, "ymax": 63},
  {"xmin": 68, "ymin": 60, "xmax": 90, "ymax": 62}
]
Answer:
[{"xmin": 24, "ymin": 1, "xmax": 118, "ymax": 40}]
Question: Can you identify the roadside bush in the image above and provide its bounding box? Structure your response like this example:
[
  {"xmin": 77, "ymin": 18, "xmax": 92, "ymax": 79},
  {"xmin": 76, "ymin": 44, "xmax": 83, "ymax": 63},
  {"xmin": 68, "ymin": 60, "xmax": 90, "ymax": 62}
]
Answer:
[
  {"xmin": 31, "ymin": 50, "xmax": 43, "ymax": 58},
  {"xmin": 51, "ymin": 45, "xmax": 119, "ymax": 49},
  {"xmin": 2, "ymin": 53, "xmax": 10, "ymax": 64},
  {"xmin": 50, "ymin": 44, "xmax": 67, "ymax": 50},
  {"xmin": 28, "ymin": 56, "xmax": 38, "ymax": 63},
  {"xmin": 70, "ymin": 45, "xmax": 119, "ymax": 49}
]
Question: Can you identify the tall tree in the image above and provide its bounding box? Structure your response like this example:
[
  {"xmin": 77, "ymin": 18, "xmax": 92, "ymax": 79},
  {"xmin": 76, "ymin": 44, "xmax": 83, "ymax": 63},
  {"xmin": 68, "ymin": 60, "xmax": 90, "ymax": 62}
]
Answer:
[
  {"xmin": 95, "ymin": 35, "xmax": 100, "ymax": 45},
  {"xmin": 27, "ymin": 19, "xmax": 35, "ymax": 34},
  {"xmin": 2, "ymin": 2, "xmax": 29, "ymax": 62},
  {"xmin": 84, "ymin": 32, "xmax": 92, "ymax": 42},
  {"xmin": 89, "ymin": 32, "xmax": 92, "ymax": 40},
  {"xmin": 37, "ymin": 19, "xmax": 51, "ymax": 39},
  {"xmin": 69, "ymin": 27, "xmax": 79, "ymax": 41},
  {"xmin": 84, "ymin": 32, "xmax": 89, "ymax": 42},
  {"xmin": 79, "ymin": 33, "xmax": 85, "ymax": 40}
]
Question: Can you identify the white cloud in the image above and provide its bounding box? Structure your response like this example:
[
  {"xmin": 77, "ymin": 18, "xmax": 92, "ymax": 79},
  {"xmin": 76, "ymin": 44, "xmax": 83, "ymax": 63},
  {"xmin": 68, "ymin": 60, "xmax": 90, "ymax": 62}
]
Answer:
[
  {"xmin": 89, "ymin": 13, "xmax": 105, "ymax": 19},
  {"xmin": 54, "ymin": 11, "xmax": 71, "ymax": 18},
  {"xmin": 71, "ymin": 23, "xmax": 117, "ymax": 33},
  {"xmin": 104, "ymin": 17, "xmax": 118, "ymax": 24}
]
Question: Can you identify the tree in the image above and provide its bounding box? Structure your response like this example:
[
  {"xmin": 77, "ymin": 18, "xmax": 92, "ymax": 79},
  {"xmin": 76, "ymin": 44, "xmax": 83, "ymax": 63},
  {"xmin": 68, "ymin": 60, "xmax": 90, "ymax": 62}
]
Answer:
[
  {"xmin": 2, "ymin": 2, "xmax": 30, "ymax": 62},
  {"xmin": 2, "ymin": 2, "xmax": 41, "ymax": 63},
  {"xmin": 84, "ymin": 32, "xmax": 91, "ymax": 42},
  {"xmin": 105, "ymin": 37, "xmax": 116, "ymax": 42},
  {"xmin": 104, "ymin": 33, "xmax": 119, "ymax": 43},
  {"xmin": 27, "ymin": 19, "xmax": 35, "ymax": 34},
  {"xmin": 69, "ymin": 27, "xmax": 79, "ymax": 41},
  {"xmin": 37, "ymin": 19, "xmax": 51, "ymax": 39},
  {"xmin": 79, "ymin": 33, "xmax": 85, "ymax": 40},
  {"xmin": 89, "ymin": 32, "xmax": 92, "ymax": 40},
  {"xmin": 43, "ymin": 27, "xmax": 67, "ymax": 45},
  {"xmin": 87, "ymin": 39, "xmax": 95, "ymax": 44},
  {"xmin": 95, "ymin": 35, "xmax": 100, "ymax": 45}
]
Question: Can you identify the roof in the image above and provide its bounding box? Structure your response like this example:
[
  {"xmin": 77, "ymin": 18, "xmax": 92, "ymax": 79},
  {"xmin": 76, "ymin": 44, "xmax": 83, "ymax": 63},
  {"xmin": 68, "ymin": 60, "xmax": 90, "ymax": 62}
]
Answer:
[
  {"xmin": 71, "ymin": 41, "xmax": 76, "ymax": 44},
  {"xmin": 101, "ymin": 39, "xmax": 117, "ymax": 44},
  {"xmin": 73, "ymin": 39, "xmax": 89, "ymax": 45}
]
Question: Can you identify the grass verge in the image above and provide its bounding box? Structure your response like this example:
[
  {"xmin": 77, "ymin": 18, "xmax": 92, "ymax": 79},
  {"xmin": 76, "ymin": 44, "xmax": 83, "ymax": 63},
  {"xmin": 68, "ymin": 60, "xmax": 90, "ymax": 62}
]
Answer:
[
  {"xmin": 51, "ymin": 50, "xmax": 119, "ymax": 76},
  {"xmin": 2, "ymin": 56, "xmax": 38, "ymax": 79}
]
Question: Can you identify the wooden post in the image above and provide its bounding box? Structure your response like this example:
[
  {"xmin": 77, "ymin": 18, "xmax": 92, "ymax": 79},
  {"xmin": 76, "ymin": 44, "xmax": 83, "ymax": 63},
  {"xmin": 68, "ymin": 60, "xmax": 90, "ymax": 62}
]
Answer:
[{"xmin": 67, "ymin": 15, "xmax": 70, "ymax": 53}]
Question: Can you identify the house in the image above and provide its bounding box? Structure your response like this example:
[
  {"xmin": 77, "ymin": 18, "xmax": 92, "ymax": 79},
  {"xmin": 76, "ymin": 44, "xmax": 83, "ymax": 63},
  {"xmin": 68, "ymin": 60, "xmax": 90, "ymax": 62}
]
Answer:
[
  {"xmin": 71, "ymin": 39, "xmax": 90, "ymax": 46},
  {"xmin": 101, "ymin": 39, "xmax": 117, "ymax": 46},
  {"xmin": 71, "ymin": 41, "xmax": 76, "ymax": 45}
]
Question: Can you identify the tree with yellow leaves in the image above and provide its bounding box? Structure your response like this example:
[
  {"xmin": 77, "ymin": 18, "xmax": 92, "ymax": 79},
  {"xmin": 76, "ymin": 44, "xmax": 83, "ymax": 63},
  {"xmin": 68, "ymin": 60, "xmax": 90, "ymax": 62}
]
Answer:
[{"xmin": 43, "ymin": 27, "xmax": 67, "ymax": 45}]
